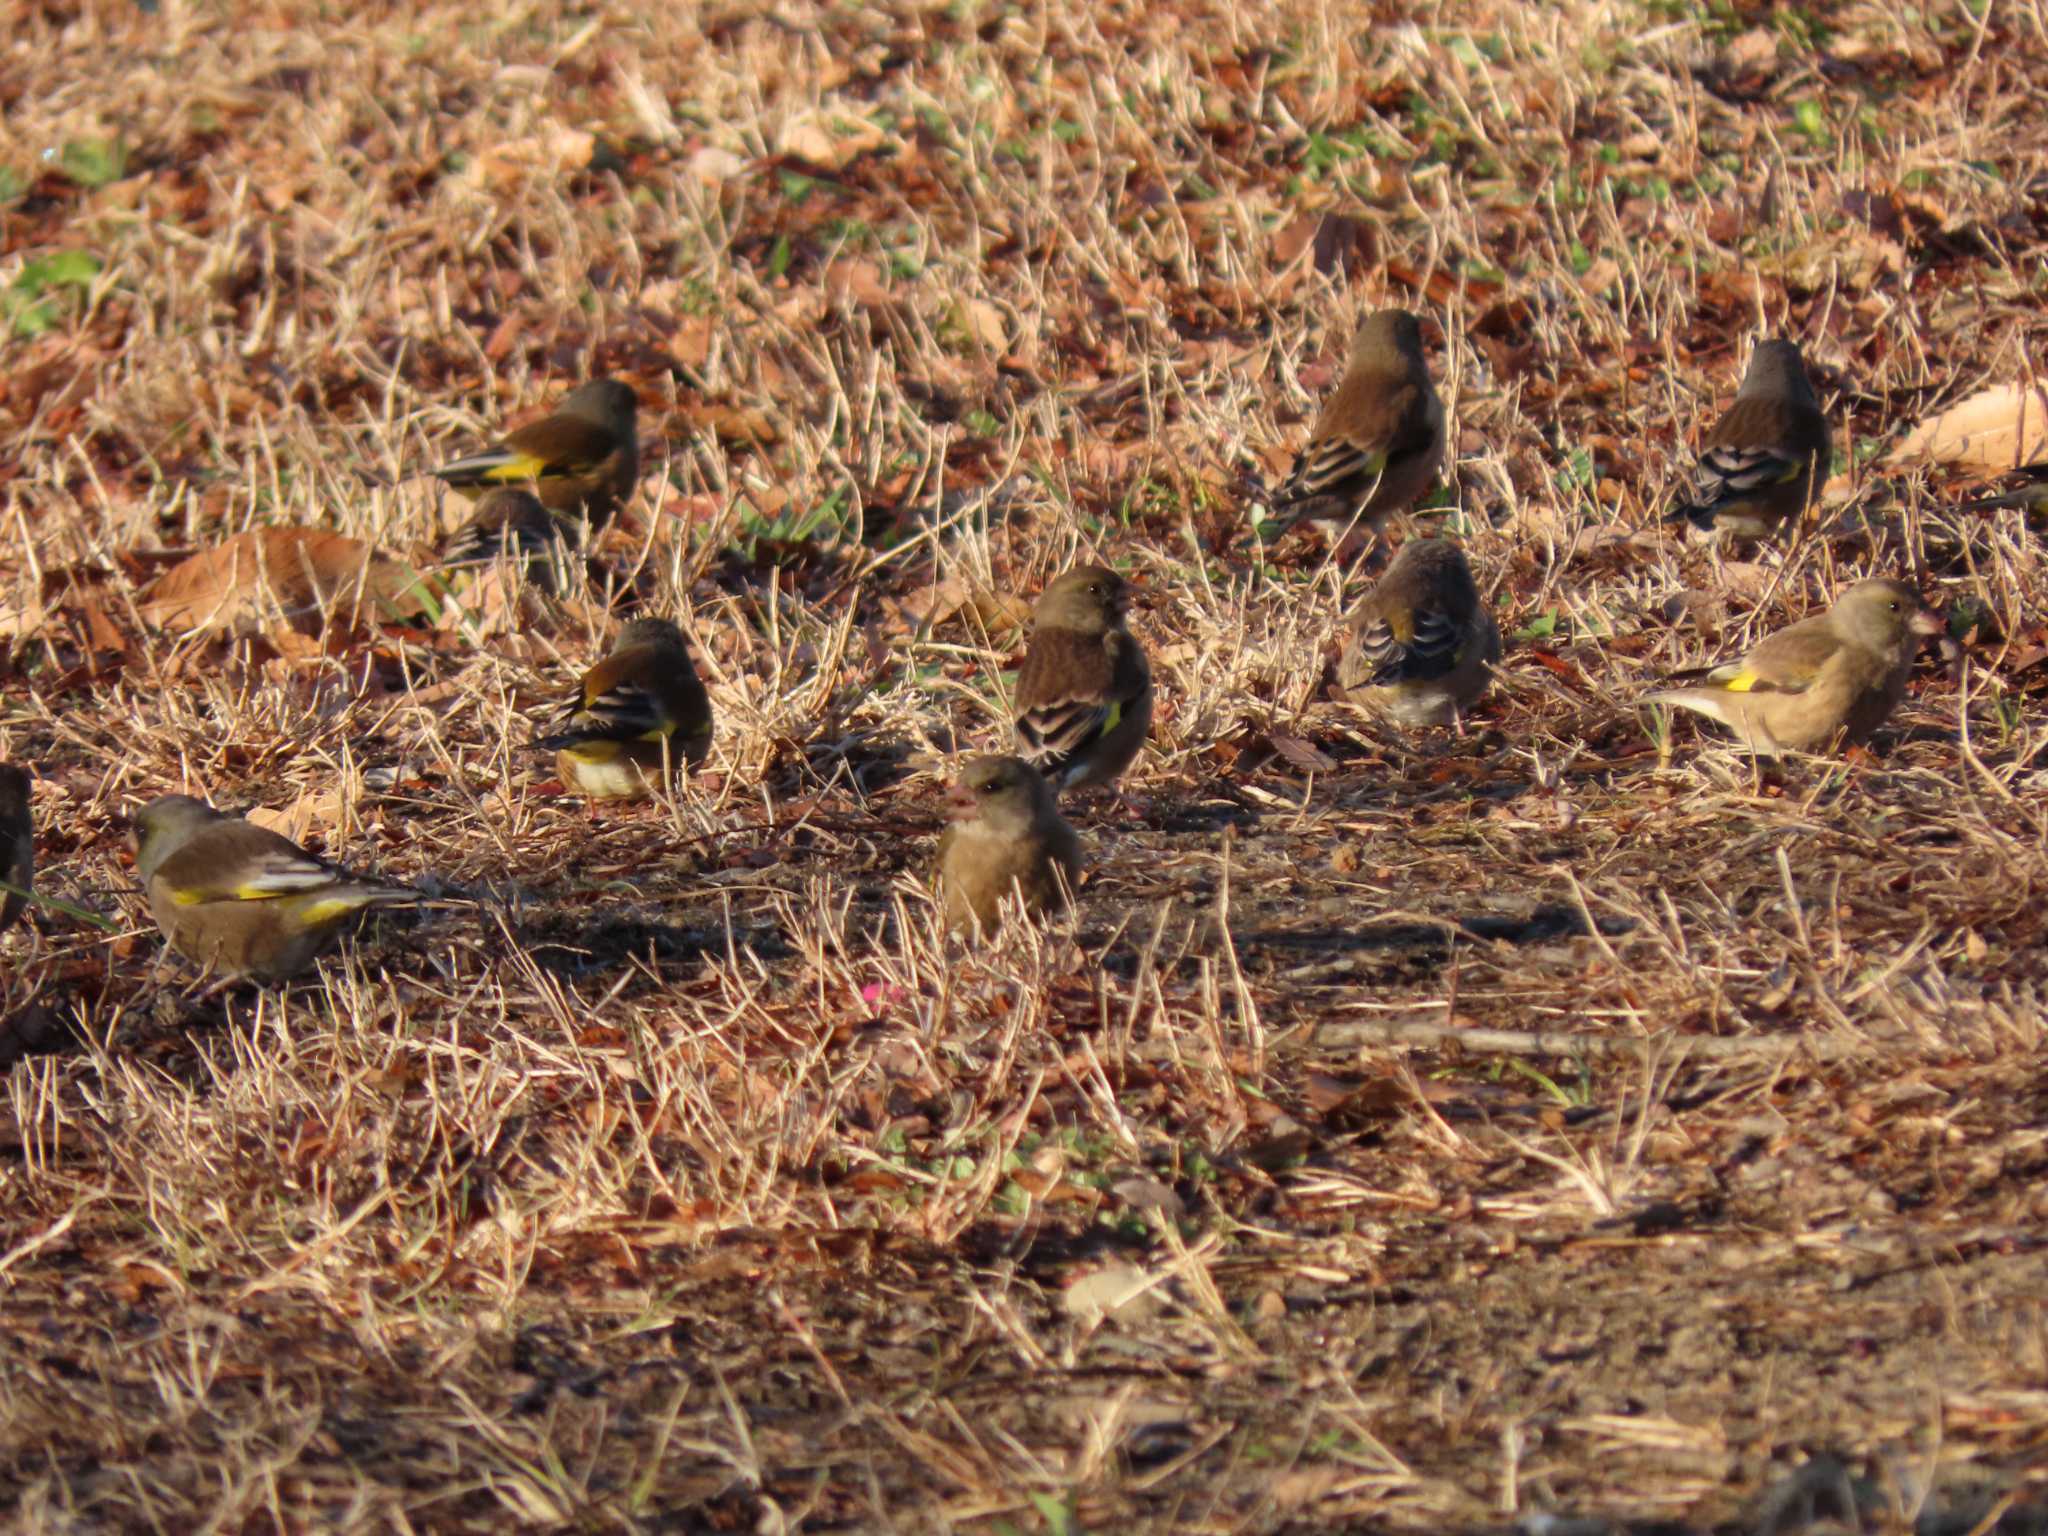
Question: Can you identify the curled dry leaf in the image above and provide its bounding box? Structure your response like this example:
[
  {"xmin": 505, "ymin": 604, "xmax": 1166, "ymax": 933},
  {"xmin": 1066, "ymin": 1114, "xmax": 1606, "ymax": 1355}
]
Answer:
[
  {"xmin": 468, "ymin": 126, "xmax": 596, "ymax": 190},
  {"xmin": 1892, "ymin": 384, "xmax": 2048, "ymax": 470},
  {"xmin": 776, "ymin": 110, "xmax": 889, "ymax": 171},
  {"xmin": 682, "ymin": 402, "xmax": 780, "ymax": 446},
  {"xmin": 138, "ymin": 528, "xmax": 432, "ymax": 636},
  {"xmin": 247, "ymin": 787, "xmax": 347, "ymax": 845},
  {"xmin": 687, "ymin": 145, "xmax": 748, "ymax": 184}
]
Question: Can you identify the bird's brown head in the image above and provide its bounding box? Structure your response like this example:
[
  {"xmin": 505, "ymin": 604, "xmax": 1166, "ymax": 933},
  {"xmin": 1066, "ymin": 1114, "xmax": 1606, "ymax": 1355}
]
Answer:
[
  {"xmin": 1034, "ymin": 565, "xmax": 1130, "ymax": 633},
  {"xmin": 131, "ymin": 794, "xmax": 224, "ymax": 881},
  {"xmin": 615, "ymin": 616, "xmax": 688, "ymax": 653},
  {"xmin": 1832, "ymin": 578, "xmax": 1943, "ymax": 654},
  {"xmin": 1739, "ymin": 339, "xmax": 1816, "ymax": 402},
  {"xmin": 559, "ymin": 378, "xmax": 639, "ymax": 435},
  {"xmin": 1348, "ymin": 309, "xmax": 1426, "ymax": 374},
  {"xmin": 1382, "ymin": 536, "xmax": 1477, "ymax": 597},
  {"xmin": 947, "ymin": 754, "xmax": 1055, "ymax": 832}
]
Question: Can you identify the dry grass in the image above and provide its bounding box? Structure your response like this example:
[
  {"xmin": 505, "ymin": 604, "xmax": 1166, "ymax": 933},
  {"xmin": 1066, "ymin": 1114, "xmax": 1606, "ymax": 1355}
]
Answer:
[{"xmin": 5, "ymin": 0, "xmax": 2048, "ymax": 1530}]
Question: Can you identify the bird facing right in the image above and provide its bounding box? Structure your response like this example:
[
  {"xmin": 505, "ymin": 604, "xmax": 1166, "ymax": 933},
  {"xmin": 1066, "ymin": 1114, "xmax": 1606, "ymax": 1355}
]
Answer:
[
  {"xmin": 1643, "ymin": 578, "xmax": 1942, "ymax": 756},
  {"xmin": 1012, "ymin": 566, "xmax": 1153, "ymax": 797},
  {"xmin": 934, "ymin": 755, "xmax": 1082, "ymax": 935},
  {"xmin": 535, "ymin": 618, "xmax": 714, "ymax": 800},
  {"xmin": 431, "ymin": 378, "xmax": 640, "ymax": 532},
  {"xmin": 1667, "ymin": 339, "xmax": 1831, "ymax": 540},
  {"xmin": 133, "ymin": 795, "xmax": 424, "ymax": 981},
  {"xmin": 1263, "ymin": 309, "xmax": 1444, "ymax": 546},
  {"xmin": 0, "ymin": 765, "xmax": 31, "ymax": 937},
  {"xmin": 1337, "ymin": 538, "xmax": 1500, "ymax": 726}
]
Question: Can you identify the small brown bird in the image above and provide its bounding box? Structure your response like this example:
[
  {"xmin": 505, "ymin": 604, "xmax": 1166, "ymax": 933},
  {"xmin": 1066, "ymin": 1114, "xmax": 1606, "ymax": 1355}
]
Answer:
[
  {"xmin": 1956, "ymin": 463, "xmax": 2048, "ymax": 515},
  {"xmin": 1644, "ymin": 578, "xmax": 1942, "ymax": 756},
  {"xmin": 1013, "ymin": 566, "xmax": 1153, "ymax": 796},
  {"xmin": 1667, "ymin": 340, "xmax": 1831, "ymax": 539},
  {"xmin": 432, "ymin": 378, "xmax": 640, "ymax": 530},
  {"xmin": 0, "ymin": 765, "xmax": 31, "ymax": 937},
  {"xmin": 438, "ymin": 487, "xmax": 571, "ymax": 586},
  {"xmin": 1263, "ymin": 309, "xmax": 1444, "ymax": 544},
  {"xmin": 934, "ymin": 755, "xmax": 1082, "ymax": 934},
  {"xmin": 133, "ymin": 795, "xmax": 424, "ymax": 981},
  {"xmin": 535, "ymin": 618, "xmax": 713, "ymax": 799},
  {"xmin": 1337, "ymin": 539, "xmax": 1500, "ymax": 726}
]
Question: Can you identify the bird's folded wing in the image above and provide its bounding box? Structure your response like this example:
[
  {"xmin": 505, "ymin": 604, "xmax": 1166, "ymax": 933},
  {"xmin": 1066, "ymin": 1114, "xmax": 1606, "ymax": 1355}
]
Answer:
[
  {"xmin": 1355, "ymin": 606, "xmax": 1462, "ymax": 683},
  {"xmin": 158, "ymin": 842, "xmax": 351, "ymax": 905},
  {"xmin": 435, "ymin": 419, "xmax": 616, "ymax": 484},
  {"xmin": 1279, "ymin": 436, "xmax": 1390, "ymax": 505},
  {"xmin": 1690, "ymin": 443, "xmax": 1804, "ymax": 506},
  {"xmin": 1017, "ymin": 697, "xmax": 1119, "ymax": 762},
  {"xmin": 441, "ymin": 512, "xmax": 561, "ymax": 566},
  {"xmin": 1694, "ymin": 628, "xmax": 1841, "ymax": 694},
  {"xmin": 546, "ymin": 680, "xmax": 674, "ymax": 745}
]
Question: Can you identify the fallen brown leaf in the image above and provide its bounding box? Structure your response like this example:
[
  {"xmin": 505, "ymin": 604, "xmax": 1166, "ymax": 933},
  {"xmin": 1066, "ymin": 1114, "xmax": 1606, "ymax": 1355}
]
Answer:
[
  {"xmin": 138, "ymin": 528, "xmax": 432, "ymax": 636},
  {"xmin": 1892, "ymin": 383, "xmax": 2048, "ymax": 470}
]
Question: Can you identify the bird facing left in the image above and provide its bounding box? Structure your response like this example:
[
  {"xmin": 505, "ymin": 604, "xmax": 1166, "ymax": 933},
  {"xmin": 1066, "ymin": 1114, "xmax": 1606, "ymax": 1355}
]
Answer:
[{"xmin": 132, "ymin": 795, "xmax": 428, "ymax": 982}]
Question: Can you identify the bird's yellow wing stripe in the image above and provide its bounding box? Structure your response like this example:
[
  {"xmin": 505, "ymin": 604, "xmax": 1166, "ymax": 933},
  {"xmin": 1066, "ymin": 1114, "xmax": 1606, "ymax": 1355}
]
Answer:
[
  {"xmin": 1717, "ymin": 670, "xmax": 1762, "ymax": 693},
  {"xmin": 295, "ymin": 895, "xmax": 374, "ymax": 925},
  {"xmin": 1101, "ymin": 700, "xmax": 1122, "ymax": 734},
  {"xmin": 482, "ymin": 453, "xmax": 550, "ymax": 483}
]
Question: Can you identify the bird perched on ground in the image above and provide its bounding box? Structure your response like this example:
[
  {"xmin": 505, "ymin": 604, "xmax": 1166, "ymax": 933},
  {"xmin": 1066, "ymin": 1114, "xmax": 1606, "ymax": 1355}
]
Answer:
[
  {"xmin": 0, "ymin": 766, "xmax": 31, "ymax": 937},
  {"xmin": 935, "ymin": 755, "xmax": 1082, "ymax": 935},
  {"xmin": 534, "ymin": 618, "xmax": 713, "ymax": 799},
  {"xmin": 1337, "ymin": 538, "xmax": 1500, "ymax": 726},
  {"xmin": 1013, "ymin": 565, "xmax": 1153, "ymax": 797},
  {"xmin": 132, "ymin": 795, "xmax": 425, "ymax": 981},
  {"xmin": 1262, "ymin": 309, "xmax": 1444, "ymax": 547},
  {"xmin": 431, "ymin": 378, "xmax": 640, "ymax": 531},
  {"xmin": 1955, "ymin": 464, "xmax": 2048, "ymax": 515},
  {"xmin": 437, "ymin": 487, "xmax": 570, "ymax": 587},
  {"xmin": 1666, "ymin": 339, "xmax": 1831, "ymax": 540},
  {"xmin": 1643, "ymin": 578, "xmax": 1942, "ymax": 756}
]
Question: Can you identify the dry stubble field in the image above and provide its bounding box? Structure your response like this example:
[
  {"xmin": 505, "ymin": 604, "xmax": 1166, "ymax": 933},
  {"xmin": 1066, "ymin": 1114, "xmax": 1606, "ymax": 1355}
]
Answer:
[{"xmin": 5, "ymin": 0, "xmax": 2048, "ymax": 1530}]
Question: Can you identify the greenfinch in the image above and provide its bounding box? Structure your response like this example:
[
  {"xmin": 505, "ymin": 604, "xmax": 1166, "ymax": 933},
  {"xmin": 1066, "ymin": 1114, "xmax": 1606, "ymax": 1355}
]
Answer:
[
  {"xmin": 0, "ymin": 765, "xmax": 30, "ymax": 937},
  {"xmin": 1337, "ymin": 538, "xmax": 1500, "ymax": 726},
  {"xmin": 1956, "ymin": 464, "xmax": 2048, "ymax": 515},
  {"xmin": 438, "ymin": 487, "xmax": 570, "ymax": 586},
  {"xmin": 535, "ymin": 618, "xmax": 713, "ymax": 799},
  {"xmin": 133, "ymin": 795, "xmax": 423, "ymax": 981},
  {"xmin": 1644, "ymin": 578, "xmax": 1942, "ymax": 756},
  {"xmin": 935, "ymin": 755, "xmax": 1082, "ymax": 934},
  {"xmin": 1263, "ymin": 310, "xmax": 1444, "ymax": 545},
  {"xmin": 432, "ymin": 378, "xmax": 640, "ymax": 530},
  {"xmin": 1667, "ymin": 339, "xmax": 1831, "ymax": 540},
  {"xmin": 1013, "ymin": 566, "xmax": 1153, "ymax": 797}
]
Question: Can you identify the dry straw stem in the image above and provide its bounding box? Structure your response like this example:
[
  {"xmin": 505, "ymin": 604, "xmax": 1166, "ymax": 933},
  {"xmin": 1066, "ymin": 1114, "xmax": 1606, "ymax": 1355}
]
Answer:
[{"xmin": 5, "ymin": 0, "xmax": 2048, "ymax": 1531}]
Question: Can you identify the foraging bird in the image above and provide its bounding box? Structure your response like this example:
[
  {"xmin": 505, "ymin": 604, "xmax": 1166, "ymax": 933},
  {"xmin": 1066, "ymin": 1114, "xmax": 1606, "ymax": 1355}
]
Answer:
[
  {"xmin": 431, "ymin": 378, "xmax": 640, "ymax": 530},
  {"xmin": 934, "ymin": 755, "xmax": 1082, "ymax": 935},
  {"xmin": 1337, "ymin": 538, "xmax": 1500, "ymax": 726},
  {"xmin": 1263, "ymin": 309, "xmax": 1444, "ymax": 545},
  {"xmin": 535, "ymin": 618, "xmax": 713, "ymax": 799},
  {"xmin": 438, "ymin": 487, "xmax": 570, "ymax": 586},
  {"xmin": 133, "ymin": 795, "xmax": 423, "ymax": 981},
  {"xmin": 1013, "ymin": 566, "xmax": 1153, "ymax": 796},
  {"xmin": 1643, "ymin": 578, "xmax": 1942, "ymax": 756},
  {"xmin": 1956, "ymin": 464, "xmax": 2048, "ymax": 515},
  {"xmin": 1666, "ymin": 339, "xmax": 1831, "ymax": 540},
  {"xmin": 0, "ymin": 766, "xmax": 31, "ymax": 937}
]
